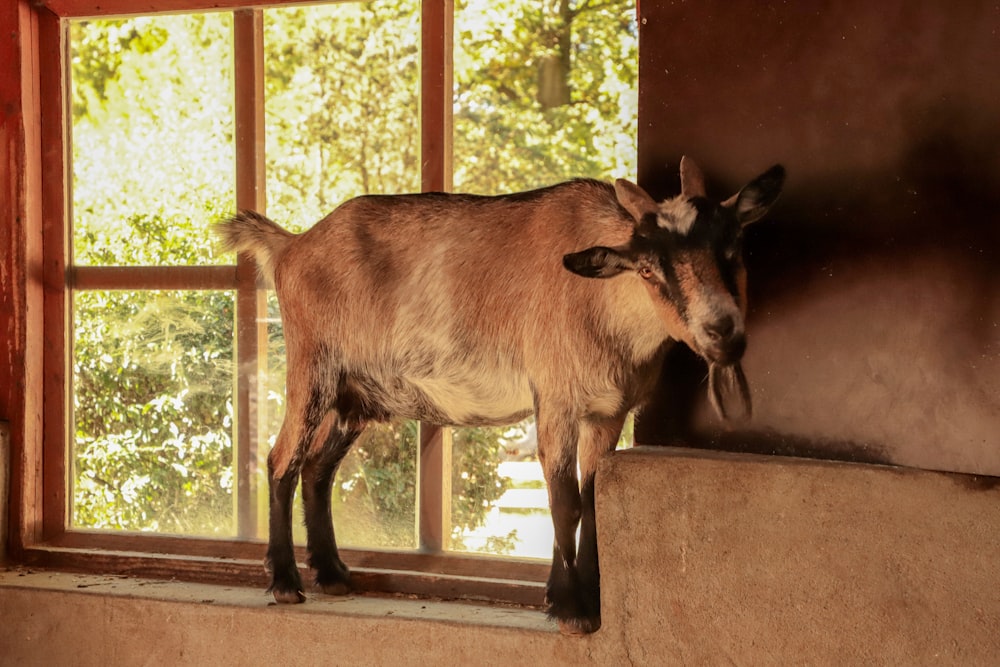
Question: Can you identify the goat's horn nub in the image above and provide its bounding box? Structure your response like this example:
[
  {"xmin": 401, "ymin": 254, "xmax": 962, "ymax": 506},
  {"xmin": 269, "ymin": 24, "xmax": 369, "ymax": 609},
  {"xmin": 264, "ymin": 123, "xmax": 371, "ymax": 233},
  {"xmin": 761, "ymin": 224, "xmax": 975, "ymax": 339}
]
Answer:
[{"xmin": 679, "ymin": 156, "xmax": 707, "ymax": 198}]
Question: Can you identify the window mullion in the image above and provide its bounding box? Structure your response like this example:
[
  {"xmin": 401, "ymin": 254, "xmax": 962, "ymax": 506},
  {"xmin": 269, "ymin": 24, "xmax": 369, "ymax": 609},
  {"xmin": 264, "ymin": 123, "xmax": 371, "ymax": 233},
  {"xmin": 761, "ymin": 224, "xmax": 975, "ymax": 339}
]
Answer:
[
  {"xmin": 420, "ymin": 0, "xmax": 454, "ymax": 193},
  {"xmin": 416, "ymin": 0, "xmax": 455, "ymax": 554},
  {"xmin": 233, "ymin": 8, "xmax": 267, "ymax": 540}
]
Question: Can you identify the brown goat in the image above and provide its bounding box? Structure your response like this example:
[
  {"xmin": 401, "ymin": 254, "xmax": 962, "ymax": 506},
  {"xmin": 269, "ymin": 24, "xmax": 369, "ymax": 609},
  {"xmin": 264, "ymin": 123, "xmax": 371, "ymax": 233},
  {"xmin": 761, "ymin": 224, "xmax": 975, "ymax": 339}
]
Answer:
[{"xmin": 214, "ymin": 157, "xmax": 785, "ymax": 634}]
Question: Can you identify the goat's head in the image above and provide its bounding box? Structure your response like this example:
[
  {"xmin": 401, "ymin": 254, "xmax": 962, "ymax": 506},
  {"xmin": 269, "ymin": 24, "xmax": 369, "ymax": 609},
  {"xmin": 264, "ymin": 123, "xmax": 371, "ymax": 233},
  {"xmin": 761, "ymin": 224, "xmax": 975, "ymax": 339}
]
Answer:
[{"xmin": 563, "ymin": 157, "xmax": 785, "ymax": 419}]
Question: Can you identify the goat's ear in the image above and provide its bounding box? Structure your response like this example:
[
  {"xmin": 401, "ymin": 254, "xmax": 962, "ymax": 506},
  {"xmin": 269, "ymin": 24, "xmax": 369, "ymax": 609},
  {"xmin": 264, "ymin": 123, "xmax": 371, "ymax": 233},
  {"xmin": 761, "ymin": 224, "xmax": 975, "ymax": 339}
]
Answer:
[
  {"xmin": 614, "ymin": 179, "xmax": 658, "ymax": 224},
  {"xmin": 724, "ymin": 164, "xmax": 786, "ymax": 226},
  {"xmin": 563, "ymin": 246, "xmax": 636, "ymax": 279}
]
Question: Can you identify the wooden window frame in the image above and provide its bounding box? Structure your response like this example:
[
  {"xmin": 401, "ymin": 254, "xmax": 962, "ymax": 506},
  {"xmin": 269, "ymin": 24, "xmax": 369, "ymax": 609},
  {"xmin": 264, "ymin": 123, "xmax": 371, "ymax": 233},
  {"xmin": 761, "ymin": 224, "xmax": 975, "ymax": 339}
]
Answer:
[{"xmin": 5, "ymin": 0, "xmax": 550, "ymax": 606}]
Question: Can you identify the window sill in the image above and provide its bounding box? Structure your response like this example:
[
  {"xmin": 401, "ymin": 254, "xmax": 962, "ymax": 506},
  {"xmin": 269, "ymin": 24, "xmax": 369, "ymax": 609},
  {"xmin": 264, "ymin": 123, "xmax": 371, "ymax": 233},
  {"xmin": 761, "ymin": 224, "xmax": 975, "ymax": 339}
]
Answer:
[
  {"xmin": 0, "ymin": 568, "xmax": 549, "ymax": 630},
  {"xmin": 0, "ymin": 569, "xmax": 605, "ymax": 665},
  {"xmin": 19, "ymin": 538, "xmax": 548, "ymax": 607}
]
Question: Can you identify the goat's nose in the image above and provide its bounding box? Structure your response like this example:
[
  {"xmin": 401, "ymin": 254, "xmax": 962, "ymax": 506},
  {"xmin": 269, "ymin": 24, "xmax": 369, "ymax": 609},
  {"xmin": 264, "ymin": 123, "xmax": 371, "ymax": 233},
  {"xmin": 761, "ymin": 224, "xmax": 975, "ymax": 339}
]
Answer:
[
  {"xmin": 704, "ymin": 315, "xmax": 735, "ymax": 343},
  {"xmin": 702, "ymin": 315, "xmax": 746, "ymax": 364}
]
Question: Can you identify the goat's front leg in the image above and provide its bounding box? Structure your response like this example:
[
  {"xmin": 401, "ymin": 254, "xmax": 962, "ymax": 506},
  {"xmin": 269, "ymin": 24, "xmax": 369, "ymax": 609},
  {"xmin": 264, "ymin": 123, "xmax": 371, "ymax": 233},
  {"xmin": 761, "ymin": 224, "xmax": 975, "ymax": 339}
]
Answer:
[
  {"xmin": 536, "ymin": 411, "xmax": 596, "ymax": 635},
  {"xmin": 575, "ymin": 415, "xmax": 628, "ymax": 632}
]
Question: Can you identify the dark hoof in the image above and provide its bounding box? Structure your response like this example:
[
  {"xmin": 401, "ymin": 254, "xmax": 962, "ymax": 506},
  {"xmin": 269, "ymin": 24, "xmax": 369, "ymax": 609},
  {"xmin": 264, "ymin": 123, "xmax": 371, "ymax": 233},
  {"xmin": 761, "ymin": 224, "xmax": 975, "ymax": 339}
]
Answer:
[
  {"xmin": 318, "ymin": 581, "xmax": 352, "ymax": 596},
  {"xmin": 557, "ymin": 616, "xmax": 601, "ymax": 636},
  {"xmin": 545, "ymin": 583, "xmax": 601, "ymax": 636},
  {"xmin": 265, "ymin": 556, "xmax": 306, "ymax": 604},
  {"xmin": 313, "ymin": 558, "xmax": 353, "ymax": 596},
  {"xmin": 271, "ymin": 587, "xmax": 307, "ymax": 604}
]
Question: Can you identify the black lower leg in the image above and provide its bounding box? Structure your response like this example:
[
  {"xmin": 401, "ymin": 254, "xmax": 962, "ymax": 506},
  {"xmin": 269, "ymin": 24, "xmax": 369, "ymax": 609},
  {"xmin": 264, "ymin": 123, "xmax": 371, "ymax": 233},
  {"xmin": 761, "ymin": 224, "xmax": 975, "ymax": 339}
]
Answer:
[
  {"xmin": 544, "ymin": 472, "xmax": 592, "ymax": 628},
  {"xmin": 266, "ymin": 457, "xmax": 304, "ymax": 603},
  {"xmin": 575, "ymin": 475, "xmax": 601, "ymax": 620},
  {"xmin": 301, "ymin": 430, "xmax": 357, "ymax": 594}
]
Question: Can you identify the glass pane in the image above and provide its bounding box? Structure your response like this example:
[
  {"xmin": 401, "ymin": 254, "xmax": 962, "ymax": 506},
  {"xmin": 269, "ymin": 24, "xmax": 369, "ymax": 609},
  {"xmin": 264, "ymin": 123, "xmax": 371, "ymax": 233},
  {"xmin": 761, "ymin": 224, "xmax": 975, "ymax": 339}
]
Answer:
[
  {"xmin": 448, "ymin": 0, "xmax": 637, "ymax": 555},
  {"xmin": 279, "ymin": 423, "xmax": 419, "ymax": 550},
  {"xmin": 72, "ymin": 290, "xmax": 235, "ymax": 536},
  {"xmin": 70, "ymin": 14, "xmax": 235, "ymax": 266},
  {"xmin": 449, "ymin": 416, "xmax": 635, "ymax": 558},
  {"xmin": 261, "ymin": 0, "xmax": 421, "ymax": 548},
  {"xmin": 453, "ymin": 0, "xmax": 638, "ymax": 193},
  {"xmin": 450, "ymin": 420, "xmax": 553, "ymax": 559},
  {"xmin": 264, "ymin": 0, "xmax": 421, "ymax": 231},
  {"xmin": 327, "ymin": 421, "xmax": 419, "ymax": 550}
]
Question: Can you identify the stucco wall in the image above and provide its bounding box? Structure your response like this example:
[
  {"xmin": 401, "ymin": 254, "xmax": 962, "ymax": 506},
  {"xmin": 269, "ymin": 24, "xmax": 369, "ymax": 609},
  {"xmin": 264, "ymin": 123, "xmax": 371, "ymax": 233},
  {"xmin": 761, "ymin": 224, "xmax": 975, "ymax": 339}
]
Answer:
[{"xmin": 634, "ymin": 0, "xmax": 1000, "ymax": 476}]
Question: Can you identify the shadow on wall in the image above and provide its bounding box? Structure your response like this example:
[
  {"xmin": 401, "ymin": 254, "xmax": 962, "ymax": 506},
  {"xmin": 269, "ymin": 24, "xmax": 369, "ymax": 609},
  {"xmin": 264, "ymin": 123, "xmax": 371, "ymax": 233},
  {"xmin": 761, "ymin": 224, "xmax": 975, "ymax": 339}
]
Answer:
[{"xmin": 637, "ymin": 101, "xmax": 1000, "ymax": 476}]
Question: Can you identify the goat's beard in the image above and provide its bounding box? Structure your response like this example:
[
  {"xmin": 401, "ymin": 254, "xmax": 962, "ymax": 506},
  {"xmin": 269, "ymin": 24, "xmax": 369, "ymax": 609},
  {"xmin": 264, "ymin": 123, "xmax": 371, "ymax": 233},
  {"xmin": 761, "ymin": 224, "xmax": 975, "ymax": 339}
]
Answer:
[{"xmin": 707, "ymin": 362, "xmax": 752, "ymax": 422}]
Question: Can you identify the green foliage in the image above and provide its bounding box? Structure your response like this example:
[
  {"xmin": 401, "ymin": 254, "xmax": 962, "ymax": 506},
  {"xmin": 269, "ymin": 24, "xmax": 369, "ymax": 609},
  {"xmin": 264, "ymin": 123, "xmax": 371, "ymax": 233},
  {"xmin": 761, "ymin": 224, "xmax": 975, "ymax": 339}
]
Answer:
[
  {"xmin": 450, "ymin": 425, "xmax": 521, "ymax": 554},
  {"xmin": 453, "ymin": 0, "xmax": 637, "ymax": 193},
  {"xmin": 70, "ymin": 12, "xmax": 237, "ymax": 533},
  {"xmin": 68, "ymin": 0, "xmax": 637, "ymax": 553},
  {"xmin": 71, "ymin": 13, "xmax": 235, "ymax": 266},
  {"xmin": 327, "ymin": 421, "xmax": 419, "ymax": 548},
  {"xmin": 70, "ymin": 18, "xmax": 169, "ymax": 119},
  {"xmin": 264, "ymin": 0, "xmax": 421, "ymax": 229},
  {"xmin": 73, "ymin": 288, "xmax": 234, "ymax": 534}
]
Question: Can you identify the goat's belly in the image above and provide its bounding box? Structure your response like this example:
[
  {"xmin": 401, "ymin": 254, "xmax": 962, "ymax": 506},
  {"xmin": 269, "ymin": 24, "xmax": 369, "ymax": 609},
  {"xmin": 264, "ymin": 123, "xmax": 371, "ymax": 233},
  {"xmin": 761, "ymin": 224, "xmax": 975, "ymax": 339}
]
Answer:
[{"xmin": 404, "ymin": 373, "xmax": 535, "ymax": 426}]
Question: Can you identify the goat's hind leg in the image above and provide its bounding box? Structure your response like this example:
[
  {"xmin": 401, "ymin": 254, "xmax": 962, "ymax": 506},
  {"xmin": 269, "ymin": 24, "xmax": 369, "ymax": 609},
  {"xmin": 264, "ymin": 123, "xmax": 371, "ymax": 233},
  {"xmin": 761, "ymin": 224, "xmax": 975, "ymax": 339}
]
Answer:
[
  {"xmin": 265, "ymin": 369, "xmax": 328, "ymax": 603},
  {"xmin": 301, "ymin": 415, "xmax": 362, "ymax": 595},
  {"xmin": 266, "ymin": 435, "xmax": 306, "ymax": 603}
]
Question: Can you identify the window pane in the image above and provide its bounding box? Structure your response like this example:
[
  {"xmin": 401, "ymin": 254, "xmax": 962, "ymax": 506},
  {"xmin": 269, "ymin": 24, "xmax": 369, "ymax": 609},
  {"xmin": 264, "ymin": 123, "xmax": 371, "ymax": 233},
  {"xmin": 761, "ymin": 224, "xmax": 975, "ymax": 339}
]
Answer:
[
  {"xmin": 453, "ymin": 0, "xmax": 638, "ymax": 193},
  {"xmin": 450, "ymin": 420, "xmax": 553, "ymax": 559},
  {"xmin": 449, "ymin": 415, "xmax": 636, "ymax": 558},
  {"xmin": 70, "ymin": 14, "xmax": 235, "ymax": 266},
  {"xmin": 72, "ymin": 290, "xmax": 235, "ymax": 536},
  {"xmin": 260, "ymin": 1, "xmax": 421, "ymax": 549},
  {"xmin": 447, "ymin": 0, "xmax": 638, "ymax": 557},
  {"xmin": 264, "ymin": 0, "xmax": 420, "ymax": 231},
  {"xmin": 326, "ymin": 421, "xmax": 419, "ymax": 550},
  {"xmin": 278, "ymin": 423, "xmax": 419, "ymax": 550}
]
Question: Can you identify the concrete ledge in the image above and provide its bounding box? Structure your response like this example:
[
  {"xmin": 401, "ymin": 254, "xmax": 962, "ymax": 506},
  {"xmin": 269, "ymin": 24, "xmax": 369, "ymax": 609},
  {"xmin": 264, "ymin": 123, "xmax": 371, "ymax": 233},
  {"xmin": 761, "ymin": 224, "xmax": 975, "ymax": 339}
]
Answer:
[
  {"xmin": 597, "ymin": 447, "xmax": 1000, "ymax": 664},
  {"xmin": 0, "ymin": 571, "xmax": 602, "ymax": 666},
  {"xmin": 2, "ymin": 448, "xmax": 997, "ymax": 665}
]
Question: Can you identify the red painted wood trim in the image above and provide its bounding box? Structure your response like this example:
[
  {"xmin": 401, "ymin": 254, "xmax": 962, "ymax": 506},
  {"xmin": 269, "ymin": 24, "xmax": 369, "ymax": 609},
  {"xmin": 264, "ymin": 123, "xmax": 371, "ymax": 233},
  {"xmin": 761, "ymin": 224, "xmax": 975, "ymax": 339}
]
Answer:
[
  {"xmin": 39, "ymin": 6, "xmax": 69, "ymax": 541},
  {"xmin": 0, "ymin": 0, "xmax": 49, "ymax": 556},
  {"xmin": 40, "ymin": 0, "xmax": 336, "ymax": 20}
]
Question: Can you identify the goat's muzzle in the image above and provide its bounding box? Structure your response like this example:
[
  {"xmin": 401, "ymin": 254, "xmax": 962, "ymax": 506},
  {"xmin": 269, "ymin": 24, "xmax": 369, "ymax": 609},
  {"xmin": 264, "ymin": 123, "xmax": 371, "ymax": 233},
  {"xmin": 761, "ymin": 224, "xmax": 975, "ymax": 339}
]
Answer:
[{"xmin": 699, "ymin": 315, "xmax": 747, "ymax": 368}]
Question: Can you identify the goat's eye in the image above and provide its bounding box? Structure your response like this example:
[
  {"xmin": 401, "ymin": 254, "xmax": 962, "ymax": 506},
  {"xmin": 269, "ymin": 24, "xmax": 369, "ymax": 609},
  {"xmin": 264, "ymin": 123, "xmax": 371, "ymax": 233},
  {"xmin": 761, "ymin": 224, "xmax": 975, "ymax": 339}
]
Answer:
[{"xmin": 638, "ymin": 266, "xmax": 653, "ymax": 280}]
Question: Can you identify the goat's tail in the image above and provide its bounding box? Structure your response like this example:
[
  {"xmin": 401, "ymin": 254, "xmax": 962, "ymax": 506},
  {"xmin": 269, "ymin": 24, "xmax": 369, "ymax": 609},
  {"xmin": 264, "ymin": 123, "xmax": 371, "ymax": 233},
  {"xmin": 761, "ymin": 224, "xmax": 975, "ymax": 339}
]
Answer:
[{"xmin": 213, "ymin": 210, "xmax": 294, "ymax": 286}]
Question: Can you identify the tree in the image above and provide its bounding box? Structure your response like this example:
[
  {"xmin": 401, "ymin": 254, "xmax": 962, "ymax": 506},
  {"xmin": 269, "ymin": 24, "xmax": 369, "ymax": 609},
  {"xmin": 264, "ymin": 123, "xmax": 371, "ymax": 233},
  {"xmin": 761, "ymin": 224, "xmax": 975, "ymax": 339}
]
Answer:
[
  {"xmin": 71, "ymin": 13, "xmax": 237, "ymax": 534},
  {"xmin": 453, "ymin": 0, "xmax": 637, "ymax": 193},
  {"xmin": 263, "ymin": 1, "xmax": 421, "ymax": 229}
]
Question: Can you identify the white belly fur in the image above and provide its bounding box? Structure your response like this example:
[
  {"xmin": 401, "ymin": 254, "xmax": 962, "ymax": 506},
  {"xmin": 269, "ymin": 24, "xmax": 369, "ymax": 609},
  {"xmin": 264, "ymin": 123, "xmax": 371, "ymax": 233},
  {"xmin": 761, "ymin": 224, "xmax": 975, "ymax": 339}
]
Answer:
[{"xmin": 407, "ymin": 371, "xmax": 534, "ymax": 425}]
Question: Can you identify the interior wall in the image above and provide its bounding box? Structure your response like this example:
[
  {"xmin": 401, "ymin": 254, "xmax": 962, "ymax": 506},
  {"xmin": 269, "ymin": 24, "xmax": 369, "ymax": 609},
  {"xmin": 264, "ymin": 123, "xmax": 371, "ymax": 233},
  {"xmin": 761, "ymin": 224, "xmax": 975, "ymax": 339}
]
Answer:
[{"xmin": 634, "ymin": 0, "xmax": 1000, "ymax": 476}]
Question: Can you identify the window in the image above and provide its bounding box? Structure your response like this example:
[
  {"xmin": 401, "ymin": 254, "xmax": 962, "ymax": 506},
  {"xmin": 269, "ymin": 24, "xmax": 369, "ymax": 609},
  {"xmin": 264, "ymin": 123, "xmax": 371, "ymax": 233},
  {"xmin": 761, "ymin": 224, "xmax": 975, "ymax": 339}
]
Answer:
[{"xmin": 13, "ymin": 0, "xmax": 637, "ymax": 604}]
